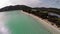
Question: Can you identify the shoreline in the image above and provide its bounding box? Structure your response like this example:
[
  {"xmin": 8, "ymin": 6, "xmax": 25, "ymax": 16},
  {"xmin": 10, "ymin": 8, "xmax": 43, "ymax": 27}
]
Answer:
[{"xmin": 21, "ymin": 11, "xmax": 60, "ymax": 34}]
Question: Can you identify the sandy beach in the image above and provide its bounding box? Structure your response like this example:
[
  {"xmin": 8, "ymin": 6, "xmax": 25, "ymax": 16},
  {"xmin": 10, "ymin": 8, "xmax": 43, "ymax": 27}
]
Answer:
[{"xmin": 21, "ymin": 11, "xmax": 60, "ymax": 34}]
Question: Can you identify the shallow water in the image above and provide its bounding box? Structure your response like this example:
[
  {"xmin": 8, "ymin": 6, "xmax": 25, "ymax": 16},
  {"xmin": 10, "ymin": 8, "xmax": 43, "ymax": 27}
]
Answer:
[{"xmin": 0, "ymin": 10, "xmax": 51, "ymax": 34}]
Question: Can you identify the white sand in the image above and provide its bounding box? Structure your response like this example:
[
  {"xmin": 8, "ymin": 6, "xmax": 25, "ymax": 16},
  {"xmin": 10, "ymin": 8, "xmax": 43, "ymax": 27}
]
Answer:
[{"xmin": 21, "ymin": 11, "xmax": 60, "ymax": 34}]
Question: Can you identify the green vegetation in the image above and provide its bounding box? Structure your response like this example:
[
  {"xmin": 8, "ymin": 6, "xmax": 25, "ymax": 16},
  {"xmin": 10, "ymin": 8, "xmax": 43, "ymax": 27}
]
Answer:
[{"xmin": 25, "ymin": 7, "xmax": 60, "ymax": 27}]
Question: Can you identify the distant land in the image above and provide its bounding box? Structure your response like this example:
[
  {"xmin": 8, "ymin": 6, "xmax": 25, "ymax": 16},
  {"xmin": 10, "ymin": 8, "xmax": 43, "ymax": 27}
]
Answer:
[{"xmin": 0, "ymin": 5, "xmax": 60, "ymax": 28}]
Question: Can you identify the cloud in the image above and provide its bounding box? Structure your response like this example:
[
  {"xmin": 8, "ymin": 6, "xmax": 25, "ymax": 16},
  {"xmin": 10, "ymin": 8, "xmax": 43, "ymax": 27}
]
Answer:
[
  {"xmin": 9, "ymin": 0, "xmax": 50, "ymax": 7},
  {"xmin": 0, "ymin": 0, "xmax": 12, "ymax": 8},
  {"xmin": 0, "ymin": 0, "xmax": 60, "ymax": 8},
  {"xmin": 40, "ymin": 0, "xmax": 60, "ymax": 8},
  {"xmin": 9, "ymin": 0, "xmax": 42, "ymax": 7},
  {"xmin": 9, "ymin": 0, "xmax": 52, "ymax": 7}
]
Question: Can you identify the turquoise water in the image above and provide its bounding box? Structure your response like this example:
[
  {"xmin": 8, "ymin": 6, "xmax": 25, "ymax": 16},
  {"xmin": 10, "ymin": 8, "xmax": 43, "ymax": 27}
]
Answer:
[{"xmin": 4, "ymin": 10, "xmax": 51, "ymax": 34}]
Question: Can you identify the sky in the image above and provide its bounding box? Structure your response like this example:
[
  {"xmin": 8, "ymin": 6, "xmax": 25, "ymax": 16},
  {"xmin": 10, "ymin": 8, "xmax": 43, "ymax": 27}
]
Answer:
[{"xmin": 0, "ymin": 0, "xmax": 60, "ymax": 8}]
